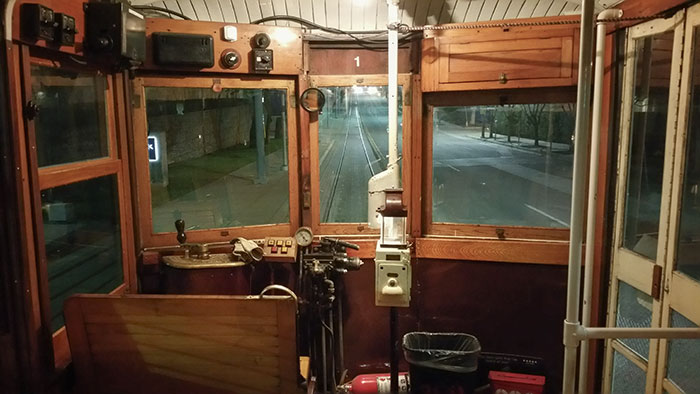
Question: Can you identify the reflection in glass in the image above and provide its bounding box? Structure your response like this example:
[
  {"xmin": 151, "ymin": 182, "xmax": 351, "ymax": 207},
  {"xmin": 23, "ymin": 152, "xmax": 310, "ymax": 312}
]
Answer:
[
  {"xmin": 667, "ymin": 311, "xmax": 700, "ymax": 391},
  {"xmin": 31, "ymin": 65, "xmax": 110, "ymax": 167},
  {"xmin": 611, "ymin": 350, "xmax": 646, "ymax": 394},
  {"xmin": 676, "ymin": 28, "xmax": 700, "ymax": 282},
  {"xmin": 432, "ymin": 103, "xmax": 575, "ymax": 227},
  {"xmin": 622, "ymin": 31, "xmax": 674, "ymax": 260},
  {"xmin": 42, "ymin": 176, "xmax": 122, "ymax": 331},
  {"xmin": 317, "ymin": 86, "xmax": 402, "ymax": 223},
  {"xmin": 616, "ymin": 281, "xmax": 652, "ymax": 360},
  {"xmin": 146, "ymin": 88, "xmax": 289, "ymax": 232}
]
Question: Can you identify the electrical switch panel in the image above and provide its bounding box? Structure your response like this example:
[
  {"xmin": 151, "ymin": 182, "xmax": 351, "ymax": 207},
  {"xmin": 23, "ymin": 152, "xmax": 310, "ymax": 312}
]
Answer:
[
  {"xmin": 375, "ymin": 246, "xmax": 411, "ymax": 307},
  {"xmin": 260, "ymin": 237, "xmax": 297, "ymax": 263}
]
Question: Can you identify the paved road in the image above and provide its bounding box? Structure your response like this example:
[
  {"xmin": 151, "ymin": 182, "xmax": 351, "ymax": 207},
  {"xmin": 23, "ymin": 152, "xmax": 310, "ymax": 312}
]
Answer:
[{"xmin": 321, "ymin": 93, "xmax": 573, "ymax": 228}]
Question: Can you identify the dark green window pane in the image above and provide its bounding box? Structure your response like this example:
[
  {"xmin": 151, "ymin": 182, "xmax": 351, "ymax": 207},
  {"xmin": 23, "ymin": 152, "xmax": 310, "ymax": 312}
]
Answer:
[
  {"xmin": 622, "ymin": 31, "xmax": 674, "ymax": 260},
  {"xmin": 616, "ymin": 281, "xmax": 652, "ymax": 360},
  {"xmin": 667, "ymin": 311, "xmax": 700, "ymax": 391},
  {"xmin": 146, "ymin": 88, "xmax": 289, "ymax": 233},
  {"xmin": 42, "ymin": 176, "xmax": 123, "ymax": 331},
  {"xmin": 318, "ymin": 86, "xmax": 402, "ymax": 223},
  {"xmin": 676, "ymin": 27, "xmax": 700, "ymax": 282},
  {"xmin": 611, "ymin": 350, "xmax": 646, "ymax": 394},
  {"xmin": 31, "ymin": 65, "xmax": 110, "ymax": 167},
  {"xmin": 432, "ymin": 103, "xmax": 575, "ymax": 227}
]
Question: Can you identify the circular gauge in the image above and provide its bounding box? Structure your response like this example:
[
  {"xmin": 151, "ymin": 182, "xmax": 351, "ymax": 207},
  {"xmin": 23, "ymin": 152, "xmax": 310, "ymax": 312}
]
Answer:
[{"xmin": 294, "ymin": 226, "xmax": 314, "ymax": 247}]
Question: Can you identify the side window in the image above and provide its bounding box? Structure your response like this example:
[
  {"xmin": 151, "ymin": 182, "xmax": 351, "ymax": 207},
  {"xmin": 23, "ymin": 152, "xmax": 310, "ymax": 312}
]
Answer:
[
  {"xmin": 431, "ymin": 103, "xmax": 575, "ymax": 229},
  {"xmin": 26, "ymin": 61, "xmax": 130, "ymax": 338}
]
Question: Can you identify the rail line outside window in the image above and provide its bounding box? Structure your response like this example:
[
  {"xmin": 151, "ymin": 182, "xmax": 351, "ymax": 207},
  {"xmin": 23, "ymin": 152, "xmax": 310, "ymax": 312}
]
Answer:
[
  {"xmin": 431, "ymin": 103, "xmax": 575, "ymax": 229},
  {"xmin": 317, "ymin": 85, "xmax": 402, "ymax": 223}
]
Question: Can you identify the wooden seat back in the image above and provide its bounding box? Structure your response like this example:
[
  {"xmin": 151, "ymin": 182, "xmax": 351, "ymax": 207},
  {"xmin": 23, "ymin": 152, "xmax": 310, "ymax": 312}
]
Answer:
[{"xmin": 64, "ymin": 294, "xmax": 299, "ymax": 394}]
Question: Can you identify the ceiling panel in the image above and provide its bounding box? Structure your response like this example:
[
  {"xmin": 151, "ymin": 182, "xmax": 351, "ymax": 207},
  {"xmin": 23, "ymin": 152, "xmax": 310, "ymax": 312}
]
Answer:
[{"xmin": 132, "ymin": 0, "xmax": 613, "ymax": 30}]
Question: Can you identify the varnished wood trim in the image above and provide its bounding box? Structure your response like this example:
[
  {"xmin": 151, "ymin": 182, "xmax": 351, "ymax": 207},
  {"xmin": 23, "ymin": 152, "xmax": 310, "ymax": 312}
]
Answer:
[
  {"xmin": 113, "ymin": 73, "xmax": 138, "ymax": 293},
  {"xmin": 415, "ymin": 237, "xmax": 569, "ymax": 265},
  {"xmin": 6, "ymin": 42, "xmax": 44, "ymax": 391},
  {"xmin": 424, "ymin": 86, "xmax": 577, "ymax": 107},
  {"xmin": 410, "ymin": 74, "xmax": 423, "ymax": 238},
  {"xmin": 19, "ymin": 44, "xmax": 54, "ymax": 370},
  {"xmin": 428, "ymin": 223, "xmax": 570, "ymax": 241},
  {"xmin": 38, "ymin": 159, "xmax": 120, "ymax": 190}
]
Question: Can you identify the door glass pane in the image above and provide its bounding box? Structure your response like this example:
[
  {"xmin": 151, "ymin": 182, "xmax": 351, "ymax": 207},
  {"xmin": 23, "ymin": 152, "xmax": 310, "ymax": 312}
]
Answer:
[
  {"xmin": 667, "ymin": 310, "xmax": 700, "ymax": 391},
  {"xmin": 31, "ymin": 65, "xmax": 110, "ymax": 167},
  {"xmin": 676, "ymin": 27, "xmax": 700, "ymax": 282},
  {"xmin": 317, "ymin": 86, "xmax": 402, "ymax": 223},
  {"xmin": 432, "ymin": 103, "xmax": 575, "ymax": 227},
  {"xmin": 616, "ymin": 281, "xmax": 652, "ymax": 360},
  {"xmin": 41, "ymin": 176, "xmax": 123, "ymax": 331},
  {"xmin": 622, "ymin": 31, "xmax": 675, "ymax": 260},
  {"xmin": 146, "ymin": 87, "xmax": 289, "ymax": 233},
  {"xmin": 611, "ymin": 350, "xmax": 647, "ymax": 394}
]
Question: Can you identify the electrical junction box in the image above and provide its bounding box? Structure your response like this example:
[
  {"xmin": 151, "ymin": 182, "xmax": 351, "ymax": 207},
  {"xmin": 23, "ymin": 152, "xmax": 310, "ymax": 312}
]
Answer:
[{"xmin": 375, "ymin": 245, "xmax": 411, "ymax": 307}]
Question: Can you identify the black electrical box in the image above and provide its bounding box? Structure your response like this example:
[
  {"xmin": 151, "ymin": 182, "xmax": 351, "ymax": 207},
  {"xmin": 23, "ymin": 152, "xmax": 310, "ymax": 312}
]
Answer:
[
  {"xmin": 20, "ymin": 4, "xmax": 56, "ymax": 42},
  {"xmin": 84, "ymin": 0, "xmax": 146, "ymax": 67},
  {"xmin": 252, "ymin": 49, "xmax": 273, "ymax": 73},
  {"xmin": 152, "ymin": 33, "xmax": 215, "ymax": 68},
  {"xmin": 54, "ymin": 13, "xmax": 77, "ymax": 46}
]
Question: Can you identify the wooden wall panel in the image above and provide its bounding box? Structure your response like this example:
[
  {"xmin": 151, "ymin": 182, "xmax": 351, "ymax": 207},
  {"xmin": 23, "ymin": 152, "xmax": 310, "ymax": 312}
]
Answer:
[
  {"xmin": 308, "ymin": 48, "xmax": 413, "ymax": 75},
  {"xmin": 142, "ymin": 19, "xmax": 303, "ymax": 75},
  {"xmin": 422, "ymin": 16, "xmax": 580, "ymax": 92},
  {"xmin": 340, "ymin": 258, "xmax": 569, "ymax": 394}
]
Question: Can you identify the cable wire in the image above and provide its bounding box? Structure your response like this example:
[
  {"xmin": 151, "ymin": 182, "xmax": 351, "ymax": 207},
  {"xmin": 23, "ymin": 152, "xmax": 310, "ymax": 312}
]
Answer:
[
  {"xmin": 132, "ymin": 5, "xmax": 193, "ymax": 21},
  {"xmin": 251, "ymin": 15, "xmax": 420, "ymax": 51}
]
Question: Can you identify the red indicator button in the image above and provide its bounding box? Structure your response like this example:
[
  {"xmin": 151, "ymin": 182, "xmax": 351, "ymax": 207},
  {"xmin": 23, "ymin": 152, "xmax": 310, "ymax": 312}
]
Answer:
[{"xmin": 271, "ymin": 246, "xmax": 278, "ymax": 253}]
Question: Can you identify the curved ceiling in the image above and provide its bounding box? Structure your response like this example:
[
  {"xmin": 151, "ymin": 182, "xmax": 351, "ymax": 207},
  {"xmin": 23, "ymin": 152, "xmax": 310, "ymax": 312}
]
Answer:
[{"xmin": 131, "ymin": 0, "xmax": 619, "ymax": 31}]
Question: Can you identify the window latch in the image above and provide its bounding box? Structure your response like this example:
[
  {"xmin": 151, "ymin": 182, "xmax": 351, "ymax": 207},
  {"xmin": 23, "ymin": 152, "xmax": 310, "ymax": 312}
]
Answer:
[{"xmin": 24, "ymin": 101, "xmax": 40, "ymax": 120}]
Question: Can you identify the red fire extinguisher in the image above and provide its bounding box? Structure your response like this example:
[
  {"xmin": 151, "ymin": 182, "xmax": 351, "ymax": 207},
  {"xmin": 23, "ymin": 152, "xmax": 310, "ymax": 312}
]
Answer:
[{"xmin": 340, "ymin": 373, "xmax": 410, "ymax": 394}]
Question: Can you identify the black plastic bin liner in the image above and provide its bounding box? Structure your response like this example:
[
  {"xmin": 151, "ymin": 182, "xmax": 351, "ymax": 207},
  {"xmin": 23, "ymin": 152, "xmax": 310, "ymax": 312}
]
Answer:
[{"xmin": 403, "ymin": 332, "xmax": 481, "ymax": 394}]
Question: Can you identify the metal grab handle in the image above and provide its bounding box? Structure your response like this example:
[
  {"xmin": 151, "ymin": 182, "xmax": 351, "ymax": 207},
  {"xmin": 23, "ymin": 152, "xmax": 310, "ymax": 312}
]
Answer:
[{"xmin": 259, "ymin": 285, "xmax": 298, "ymax": 303}]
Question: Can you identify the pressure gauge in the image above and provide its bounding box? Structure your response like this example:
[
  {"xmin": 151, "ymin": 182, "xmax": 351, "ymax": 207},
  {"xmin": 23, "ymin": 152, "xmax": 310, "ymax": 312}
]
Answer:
[{"xmin": 294, "ymin": 226, "xmax": 313, "ymax": 248}]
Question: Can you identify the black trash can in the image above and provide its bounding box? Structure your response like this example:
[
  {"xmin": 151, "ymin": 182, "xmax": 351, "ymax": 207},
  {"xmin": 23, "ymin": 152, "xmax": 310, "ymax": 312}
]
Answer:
[{"xmin": 402, "ymin": 332, "xmax": 481, "ymax": 394}]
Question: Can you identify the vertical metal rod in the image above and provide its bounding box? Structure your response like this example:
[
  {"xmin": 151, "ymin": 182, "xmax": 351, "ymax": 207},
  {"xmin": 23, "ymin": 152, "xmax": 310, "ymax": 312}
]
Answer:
[
  {"xmin": 337, "ymin": 281, "xmax": 346, "ymax": 381},
  {"xmin": 254, "ymin": 90, "xmax": 267, "ymax": 184},
  {"xmin": 387, "ymin": 0, "xmax": 399, "ymax": 174},
  {"xmin": 390, "ymin": 307, "xmax": 399, "ymax": 394},
  {"xmin": 329, "ymin": 308, "xmax": 336, "ymax": 393},
  {"xmin": 562, "ymin": 0, "xmax": 596, "ymax": 392},
  {"xmin": 578, "ymin": 11, "xmax": 622, "ymax": 393},
  {"xmin": 321, "ymin": 313, "xmax": 328, "ymax": 394}
]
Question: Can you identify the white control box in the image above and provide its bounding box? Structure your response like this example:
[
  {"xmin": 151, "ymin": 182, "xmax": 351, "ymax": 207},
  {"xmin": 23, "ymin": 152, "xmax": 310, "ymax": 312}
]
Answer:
[{"xmin": 375, "ymin": 244, "xmax": 411, "ymax": 307}]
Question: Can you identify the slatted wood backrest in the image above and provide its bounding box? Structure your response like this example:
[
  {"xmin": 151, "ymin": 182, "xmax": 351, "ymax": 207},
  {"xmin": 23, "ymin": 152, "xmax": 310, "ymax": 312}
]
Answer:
[{"xmin": 64, "ymin": 294, "xmax": 299, "ymax": 394}]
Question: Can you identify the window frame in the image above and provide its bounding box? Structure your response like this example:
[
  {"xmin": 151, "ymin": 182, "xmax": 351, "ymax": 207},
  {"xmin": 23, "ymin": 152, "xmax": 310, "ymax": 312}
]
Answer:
[
  {"xmin": 421, "ymin": 87, "xmax": 577, "ymax": 243},
  {"xmin": 308, "ymin": 74, "xmax": 413, "ymax": 236},
  {"xmin": 131, "ymin": 75, "xmax": 301, "ymax": 248},
  {"xmin": 19, "ymin": 46, "xmax": 136, "ymax": 369}
]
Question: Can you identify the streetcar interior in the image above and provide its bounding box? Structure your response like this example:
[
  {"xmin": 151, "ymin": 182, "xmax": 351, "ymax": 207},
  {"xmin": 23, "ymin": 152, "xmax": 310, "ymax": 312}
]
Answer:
[{"xmin": 1, "ymin": 0, "xmax": 700, "ymax": 393}]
